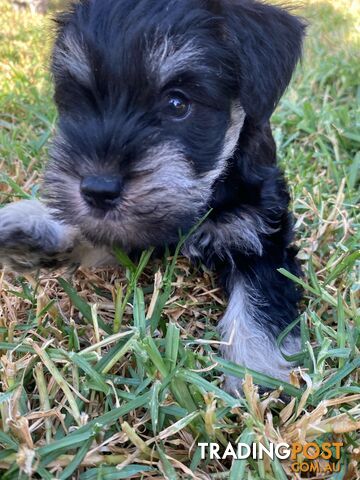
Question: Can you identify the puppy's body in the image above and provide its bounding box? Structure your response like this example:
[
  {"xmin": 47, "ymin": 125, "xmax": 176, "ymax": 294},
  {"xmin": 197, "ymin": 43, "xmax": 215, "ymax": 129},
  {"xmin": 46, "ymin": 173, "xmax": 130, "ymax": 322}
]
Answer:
[{"xmin": 0, "ymin": 0, "xmax": 306, "ymax": 392}]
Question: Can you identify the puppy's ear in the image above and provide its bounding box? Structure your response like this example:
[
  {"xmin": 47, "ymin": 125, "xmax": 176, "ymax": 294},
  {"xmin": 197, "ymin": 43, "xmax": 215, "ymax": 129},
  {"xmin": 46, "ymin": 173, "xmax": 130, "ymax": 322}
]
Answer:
[{"xmin": 221, "ymin": 0, "xmax": 306, "ymax": 123}]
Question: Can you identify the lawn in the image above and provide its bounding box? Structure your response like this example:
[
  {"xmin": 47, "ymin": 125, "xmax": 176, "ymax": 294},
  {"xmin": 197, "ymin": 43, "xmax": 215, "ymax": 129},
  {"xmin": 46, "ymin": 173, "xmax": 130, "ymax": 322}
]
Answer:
[{"xmin": 0, "ymin": 0, "xmax": 359, "ymax": 478}]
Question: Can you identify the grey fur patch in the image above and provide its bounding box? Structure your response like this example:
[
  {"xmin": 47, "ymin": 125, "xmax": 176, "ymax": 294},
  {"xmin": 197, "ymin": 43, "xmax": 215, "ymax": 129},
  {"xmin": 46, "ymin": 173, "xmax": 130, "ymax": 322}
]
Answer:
[
  {"xmin": 219, "ymin": 103, "xmax": 246, "ymax": 164},
  {"xmin": 218, "ymin": 280, "xmax": 300, "ymax": 395},
  {"xmin": 53, "ymin": 31, "xmax": 91, "ymax": 85},
  {"xmin": 147, "ymin": 36, "xmax": 205, "ymax": 85},
  {"xmin": 199, "ymin": 103, "xmax": 246, "ymax": 187}
]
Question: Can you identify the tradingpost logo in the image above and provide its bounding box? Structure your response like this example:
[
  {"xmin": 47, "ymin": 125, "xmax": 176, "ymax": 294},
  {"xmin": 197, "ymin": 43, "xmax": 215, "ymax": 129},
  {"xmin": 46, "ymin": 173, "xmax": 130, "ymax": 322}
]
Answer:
[{"xmin": 199, "ymin": 441, "xmax": 343, "ymax": 474}]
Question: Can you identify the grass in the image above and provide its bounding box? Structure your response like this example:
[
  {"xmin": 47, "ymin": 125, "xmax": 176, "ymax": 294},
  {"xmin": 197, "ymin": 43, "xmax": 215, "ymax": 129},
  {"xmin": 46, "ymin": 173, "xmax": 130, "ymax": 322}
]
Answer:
[{"xmin": 0, "ymin": 0, "xmax": 359, "ymax": 478}]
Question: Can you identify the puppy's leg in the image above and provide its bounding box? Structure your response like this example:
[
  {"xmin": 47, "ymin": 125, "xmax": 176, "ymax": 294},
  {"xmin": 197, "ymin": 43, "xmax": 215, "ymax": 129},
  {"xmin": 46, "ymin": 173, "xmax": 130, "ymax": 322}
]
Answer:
[
  {"xmin": 0, "ymin": 199, "xmax": 111, "ymax": 272},
  {"xmin": 218, "ymin": 268, "xmax": 301, "ymax": 395},
  {"xmin": 184, "ymin": 215, "xmax": 301, "ymax": 394}
]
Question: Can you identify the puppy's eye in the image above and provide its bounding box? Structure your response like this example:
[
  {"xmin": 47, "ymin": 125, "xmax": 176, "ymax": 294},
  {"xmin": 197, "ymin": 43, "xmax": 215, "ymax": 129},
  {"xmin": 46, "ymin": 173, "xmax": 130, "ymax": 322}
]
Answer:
[{"xmin": 165, "ymin": 92, "xmax": 191, "ymax": 120}]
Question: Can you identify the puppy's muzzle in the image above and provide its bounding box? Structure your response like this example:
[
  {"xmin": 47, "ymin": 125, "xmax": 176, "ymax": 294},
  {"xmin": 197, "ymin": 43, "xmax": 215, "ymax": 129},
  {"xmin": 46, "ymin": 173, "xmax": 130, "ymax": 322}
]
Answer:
[{"xmin": 80, "ymin": 175, "xmax": 123, "ymax": 209}]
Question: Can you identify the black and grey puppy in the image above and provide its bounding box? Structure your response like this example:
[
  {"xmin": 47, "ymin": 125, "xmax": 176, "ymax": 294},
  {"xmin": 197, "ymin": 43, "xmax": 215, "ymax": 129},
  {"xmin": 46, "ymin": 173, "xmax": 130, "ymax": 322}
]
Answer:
[{"xmin": 0, "ymin": 0, "xmax": 306, "ymax": 391}]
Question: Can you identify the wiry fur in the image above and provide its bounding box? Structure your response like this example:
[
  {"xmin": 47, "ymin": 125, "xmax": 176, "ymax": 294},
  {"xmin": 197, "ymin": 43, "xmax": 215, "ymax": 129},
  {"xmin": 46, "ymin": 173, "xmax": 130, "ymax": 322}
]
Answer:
[
  {"xmin": 0, "ymin": 0, "xmax": 306, "ymax": 392},
  {"xmin": 183, "ymin": 211, "xmax": 276, "ymax": 262},
  {"xmin": 0, "ymin": 200, "xmax": 112, "ymax": 270},
  {"xmin": 219, "ymin": 280, "xmax": 301, "ymax": 394},
  {"xmin": 147, "ymin": 37, "xmax": 205, "ymax": 86},
  {"xmin": 0, "ymin": 200, "xmax": 76, "ymax": 270},
  {"xmin": 52, "ymin": 31, "xmax": 91, "ymax": 86}
]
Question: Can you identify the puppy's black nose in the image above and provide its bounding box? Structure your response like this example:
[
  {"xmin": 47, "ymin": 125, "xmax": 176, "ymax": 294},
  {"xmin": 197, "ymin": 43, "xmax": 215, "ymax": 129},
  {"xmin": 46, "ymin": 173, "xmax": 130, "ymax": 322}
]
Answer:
[{"xmin": 80, "ymin": 175, "xmax": 123, "ymax": 209}]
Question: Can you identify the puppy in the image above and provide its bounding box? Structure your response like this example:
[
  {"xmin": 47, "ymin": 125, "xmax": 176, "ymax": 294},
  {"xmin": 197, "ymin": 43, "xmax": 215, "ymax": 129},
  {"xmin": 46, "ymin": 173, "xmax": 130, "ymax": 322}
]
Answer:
[{"xmin": 0, "ymin": 0, "xmax": 306, "ymax": 392}]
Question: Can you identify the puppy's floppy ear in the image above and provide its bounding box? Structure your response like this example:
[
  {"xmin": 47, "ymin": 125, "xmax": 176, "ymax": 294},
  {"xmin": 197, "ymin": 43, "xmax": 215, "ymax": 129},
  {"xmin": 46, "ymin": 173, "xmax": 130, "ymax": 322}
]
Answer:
[{"xmin": 220, "ymin": 0, "xmax": 306, "ymax": 123}]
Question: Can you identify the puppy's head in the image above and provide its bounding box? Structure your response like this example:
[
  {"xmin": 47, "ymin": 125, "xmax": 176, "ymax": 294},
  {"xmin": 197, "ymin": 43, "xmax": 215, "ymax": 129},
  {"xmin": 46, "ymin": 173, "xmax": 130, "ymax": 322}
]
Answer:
[{"xmin": 44, "ymin": 0, "xmax": 305, "ymax": 249}]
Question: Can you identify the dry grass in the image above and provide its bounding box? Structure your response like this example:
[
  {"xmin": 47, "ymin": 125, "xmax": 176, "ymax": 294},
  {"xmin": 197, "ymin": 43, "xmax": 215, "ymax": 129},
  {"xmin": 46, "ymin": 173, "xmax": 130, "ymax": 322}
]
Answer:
[{"xmin": 0, "ymin": 0, "xmax": 359, "ymax": 478}]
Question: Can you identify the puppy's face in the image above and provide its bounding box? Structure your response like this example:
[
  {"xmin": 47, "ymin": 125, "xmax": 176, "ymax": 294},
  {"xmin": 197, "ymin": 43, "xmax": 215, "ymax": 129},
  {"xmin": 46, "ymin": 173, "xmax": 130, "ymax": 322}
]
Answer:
[{"xmin": 44, "ymin": 0, "xmax": 304, "ymax": 249}]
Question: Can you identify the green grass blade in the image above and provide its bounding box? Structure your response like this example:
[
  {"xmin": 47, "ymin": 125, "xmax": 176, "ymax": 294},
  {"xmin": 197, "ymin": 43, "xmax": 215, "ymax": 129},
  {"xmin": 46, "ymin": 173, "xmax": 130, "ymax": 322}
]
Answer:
[
  {"xmin": 157, "ymin": 442, "xmax": 179, "ymax": 480},
  {"xmin": 176, "ymin": 370, "xmax": 241, "ymax": 408},
  {"xmin": 58, "ymin": 278, "xmax": 111, "ymax": 334},
  {"xmin": 79, "ymin": 465, "xmax": 154, "ymax": 480},
  {"xmin": 214, "ymin": 356, "xmax": 303, "ymax": 398},
  {"xmin": 59, "ymin": 437, "xmax": 94, "ymax": 480},
  {"xmin": 133, "ymin": 287, "xmax": 146, "ymax": 338},
  {"xmin": 229, "ymin": 429, "xmax": 254, "ymax": 480},
  {"xmin": 66, "ymin": 351, "xmax": 110, "ymax": 394},
  {"xmin": 113, "ymin": 246, "xmax": 137, "ymax": 273},
  {"xmin": 165, "ymin": 322, "xmax": 180, "ymax": 372},
  {"xmin": 150, "ymin": 380, "xmax": 161, "ymax": 435},
  {"xmin": 312, "ymin": 357, "xmax": 360, "ymax": 402}
]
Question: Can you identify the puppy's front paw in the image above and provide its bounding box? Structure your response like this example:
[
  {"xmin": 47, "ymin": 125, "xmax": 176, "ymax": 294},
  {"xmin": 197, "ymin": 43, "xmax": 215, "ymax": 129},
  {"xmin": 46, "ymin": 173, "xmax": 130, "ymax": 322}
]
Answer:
[{"xmin": 0, "ymin": 200, "xmax": 78, "ymax": 272}]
